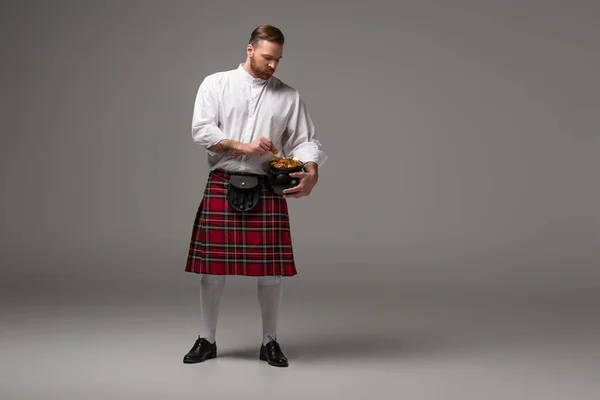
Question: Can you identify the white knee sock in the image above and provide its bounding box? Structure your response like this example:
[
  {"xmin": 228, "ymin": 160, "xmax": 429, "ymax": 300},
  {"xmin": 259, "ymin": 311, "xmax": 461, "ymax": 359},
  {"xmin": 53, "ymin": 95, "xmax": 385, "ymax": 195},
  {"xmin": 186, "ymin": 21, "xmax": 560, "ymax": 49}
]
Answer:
[
  {"xmin": 257, "ymin": 276, "xmax": 283, "ymax": 345},
  {"xmin": 199, "ymin": 274, "xmax": 226, "ymax": 343}
]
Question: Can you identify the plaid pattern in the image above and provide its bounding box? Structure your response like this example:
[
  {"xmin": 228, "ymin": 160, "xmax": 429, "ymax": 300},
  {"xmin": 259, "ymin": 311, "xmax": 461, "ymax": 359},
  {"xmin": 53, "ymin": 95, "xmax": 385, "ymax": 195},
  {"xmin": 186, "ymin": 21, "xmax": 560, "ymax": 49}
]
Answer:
[{"xmin": 185, "ymin": 169, "xmax": 297, "ymax": 276}]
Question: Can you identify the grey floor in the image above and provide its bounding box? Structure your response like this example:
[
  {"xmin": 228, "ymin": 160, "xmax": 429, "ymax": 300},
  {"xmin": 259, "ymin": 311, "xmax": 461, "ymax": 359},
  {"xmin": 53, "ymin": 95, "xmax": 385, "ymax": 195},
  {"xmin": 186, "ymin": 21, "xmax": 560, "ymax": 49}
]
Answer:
[{"xmin": 1, "ymin": 251, "xmax": 599, "ymax": 400}]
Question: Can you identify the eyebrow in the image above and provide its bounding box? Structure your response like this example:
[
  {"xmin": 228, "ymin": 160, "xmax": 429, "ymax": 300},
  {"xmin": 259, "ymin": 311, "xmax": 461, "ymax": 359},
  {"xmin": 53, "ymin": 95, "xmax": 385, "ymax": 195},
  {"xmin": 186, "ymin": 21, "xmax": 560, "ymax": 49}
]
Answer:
[{"xmin": 263, "ymin": 55, "xmax": 283, "ymax": 60}]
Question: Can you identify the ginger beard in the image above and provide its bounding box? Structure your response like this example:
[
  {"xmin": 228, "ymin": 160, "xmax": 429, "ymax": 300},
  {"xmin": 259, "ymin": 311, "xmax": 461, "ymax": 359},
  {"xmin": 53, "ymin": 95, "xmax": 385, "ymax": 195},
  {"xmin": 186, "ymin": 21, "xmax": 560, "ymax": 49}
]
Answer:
[{"xmin": 250, "ymin": 54, "xmax": 275, "ymax": 80}]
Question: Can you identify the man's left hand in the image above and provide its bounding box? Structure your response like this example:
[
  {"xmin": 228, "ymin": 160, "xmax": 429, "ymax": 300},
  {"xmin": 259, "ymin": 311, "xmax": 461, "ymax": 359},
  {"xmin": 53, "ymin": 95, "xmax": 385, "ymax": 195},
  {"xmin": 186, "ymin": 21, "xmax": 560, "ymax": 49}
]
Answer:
[{"xmin": 282, "ymin": 163, "xmax": 318, "ymax": 199}]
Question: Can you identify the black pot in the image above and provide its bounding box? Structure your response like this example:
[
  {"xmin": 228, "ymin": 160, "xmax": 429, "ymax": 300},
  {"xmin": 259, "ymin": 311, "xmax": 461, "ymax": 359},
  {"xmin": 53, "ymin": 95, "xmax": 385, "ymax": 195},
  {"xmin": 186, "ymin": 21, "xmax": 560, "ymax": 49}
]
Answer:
[{"xmin": 266, "ymin": 163, "xmax": 304, "ymax": 195}]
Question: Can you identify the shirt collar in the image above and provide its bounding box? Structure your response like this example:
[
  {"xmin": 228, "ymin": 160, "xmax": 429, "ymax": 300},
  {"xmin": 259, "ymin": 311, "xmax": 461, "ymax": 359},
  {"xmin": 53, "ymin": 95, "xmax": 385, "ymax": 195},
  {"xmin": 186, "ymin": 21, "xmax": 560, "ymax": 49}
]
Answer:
[{"xmin": 237, "ymin": 64, "xmax": 270, "ymax": 85}]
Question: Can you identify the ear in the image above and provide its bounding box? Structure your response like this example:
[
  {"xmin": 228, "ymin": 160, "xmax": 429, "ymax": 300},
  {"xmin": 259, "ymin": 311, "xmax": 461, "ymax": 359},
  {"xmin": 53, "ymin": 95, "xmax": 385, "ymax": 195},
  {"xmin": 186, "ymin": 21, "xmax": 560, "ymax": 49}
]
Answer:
[{"xmin": 246, "ymin": 44, "xmax": 254, "ymax": 57}]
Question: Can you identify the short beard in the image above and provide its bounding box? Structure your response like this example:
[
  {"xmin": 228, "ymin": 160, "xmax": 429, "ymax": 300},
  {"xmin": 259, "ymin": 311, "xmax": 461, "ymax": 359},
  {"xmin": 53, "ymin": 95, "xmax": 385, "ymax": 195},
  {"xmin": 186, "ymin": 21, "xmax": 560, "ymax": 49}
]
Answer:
[{"xmin": 250, "ymin": 56, "xmax": 274, "ymax": 80}]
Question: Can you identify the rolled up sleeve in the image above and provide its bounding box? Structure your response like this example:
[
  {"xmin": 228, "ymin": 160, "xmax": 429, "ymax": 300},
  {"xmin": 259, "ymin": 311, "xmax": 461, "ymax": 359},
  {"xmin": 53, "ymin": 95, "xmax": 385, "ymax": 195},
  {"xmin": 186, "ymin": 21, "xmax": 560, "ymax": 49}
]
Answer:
[
  {"xmin": 191, "ymin": 75, "xmax": 228, "ymax": 155},
  {"xmin": 281, "ymin": 91, "xmax": 328, "ymax": 167}
]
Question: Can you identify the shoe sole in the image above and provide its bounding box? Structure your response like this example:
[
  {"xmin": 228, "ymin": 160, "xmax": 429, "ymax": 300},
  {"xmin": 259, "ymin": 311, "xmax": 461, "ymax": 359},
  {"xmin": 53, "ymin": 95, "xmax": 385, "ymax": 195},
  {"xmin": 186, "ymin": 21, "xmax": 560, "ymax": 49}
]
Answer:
[
  {"xmin": 183, "ymin": 352, "xmax": 217, "ymax": 364},
  {"xmin": 259, "ymin": 354, "xmax": 289, "ymax": 367}
]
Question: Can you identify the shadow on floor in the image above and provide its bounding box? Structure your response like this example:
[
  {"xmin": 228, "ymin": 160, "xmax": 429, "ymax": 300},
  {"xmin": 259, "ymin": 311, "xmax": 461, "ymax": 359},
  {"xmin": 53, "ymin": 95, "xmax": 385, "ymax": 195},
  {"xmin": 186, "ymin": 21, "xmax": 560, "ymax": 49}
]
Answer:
[{"xmin": 216, "ymin": 330, "xmax": 462, "ymax": 362}]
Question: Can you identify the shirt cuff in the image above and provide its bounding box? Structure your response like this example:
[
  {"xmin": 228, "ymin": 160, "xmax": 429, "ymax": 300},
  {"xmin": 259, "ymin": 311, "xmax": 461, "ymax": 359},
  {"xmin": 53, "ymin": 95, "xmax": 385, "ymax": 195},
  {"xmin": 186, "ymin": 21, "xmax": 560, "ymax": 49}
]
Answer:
[
  {"xmin": 293, "ymin": 145, "xmax": 327, "ymax": 168},
  {"xmin": 193, "ymin": 126, "xmax": 228, "ymax": 156}
]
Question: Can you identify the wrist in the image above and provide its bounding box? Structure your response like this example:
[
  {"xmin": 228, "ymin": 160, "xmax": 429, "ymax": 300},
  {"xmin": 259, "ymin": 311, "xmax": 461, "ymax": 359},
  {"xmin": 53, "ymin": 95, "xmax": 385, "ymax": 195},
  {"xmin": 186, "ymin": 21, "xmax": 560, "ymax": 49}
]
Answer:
[
  {"xmin": 303, "ymin": 162, "xmax": 318, "ymax": 176},
  {"xmin": 236, "ymin": 142, "xmax": 248, "ymax": 155}
]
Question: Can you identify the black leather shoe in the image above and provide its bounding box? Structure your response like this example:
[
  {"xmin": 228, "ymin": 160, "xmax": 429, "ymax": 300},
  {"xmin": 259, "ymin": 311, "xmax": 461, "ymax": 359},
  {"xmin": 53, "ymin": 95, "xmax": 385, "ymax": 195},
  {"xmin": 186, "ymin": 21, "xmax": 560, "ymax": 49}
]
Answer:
[
  {"xmin": 183, "ymin": 337, "xmax": 217, "ymax": 364},
  {"xmin": 259, "ymin": 337, "xmax": 289, "ymax": 367}
]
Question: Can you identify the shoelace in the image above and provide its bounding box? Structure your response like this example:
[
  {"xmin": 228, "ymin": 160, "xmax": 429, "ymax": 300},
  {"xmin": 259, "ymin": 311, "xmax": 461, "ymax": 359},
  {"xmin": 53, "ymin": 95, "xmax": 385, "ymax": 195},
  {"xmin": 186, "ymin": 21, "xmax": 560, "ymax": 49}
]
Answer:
[
  {"xmin": 197, "ymin": 337, "xmax": 213, "ymax": 347},
  {"xmin": 266, "ymin": 335, "xmax": 282, "ymax": 353}
]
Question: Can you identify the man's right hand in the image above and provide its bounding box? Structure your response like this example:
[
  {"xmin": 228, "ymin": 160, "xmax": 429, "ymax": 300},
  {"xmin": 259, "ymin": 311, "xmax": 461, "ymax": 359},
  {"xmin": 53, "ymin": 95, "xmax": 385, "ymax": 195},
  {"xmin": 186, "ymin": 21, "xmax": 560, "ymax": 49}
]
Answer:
[{"xmin": 242, "ymin": 136, "xmax": 275, "ymax": 156}]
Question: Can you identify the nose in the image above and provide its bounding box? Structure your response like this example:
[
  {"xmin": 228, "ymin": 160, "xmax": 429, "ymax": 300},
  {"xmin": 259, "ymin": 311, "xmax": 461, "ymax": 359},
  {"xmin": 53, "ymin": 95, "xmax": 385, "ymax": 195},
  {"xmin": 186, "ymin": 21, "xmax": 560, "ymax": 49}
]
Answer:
[{"xmin": 268, "ymin": 61, "xmax": 276, "ymax": 69}]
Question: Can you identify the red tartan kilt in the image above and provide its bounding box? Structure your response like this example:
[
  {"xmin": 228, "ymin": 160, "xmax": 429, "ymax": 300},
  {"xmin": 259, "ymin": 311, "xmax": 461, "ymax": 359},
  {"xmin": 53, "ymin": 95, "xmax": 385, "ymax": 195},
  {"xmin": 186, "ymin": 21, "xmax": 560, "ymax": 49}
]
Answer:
[{"xmin": 185, "ymin": 169, "xmax": 297, "ymax": 276}]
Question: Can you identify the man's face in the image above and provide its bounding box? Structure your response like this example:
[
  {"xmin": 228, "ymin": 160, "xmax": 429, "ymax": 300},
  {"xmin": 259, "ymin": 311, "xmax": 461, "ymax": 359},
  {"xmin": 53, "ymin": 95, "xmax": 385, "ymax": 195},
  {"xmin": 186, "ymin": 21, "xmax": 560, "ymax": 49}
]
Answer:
[{"xmin": 248, "ymin": 40, "xmax": 283, "ymax": 80}]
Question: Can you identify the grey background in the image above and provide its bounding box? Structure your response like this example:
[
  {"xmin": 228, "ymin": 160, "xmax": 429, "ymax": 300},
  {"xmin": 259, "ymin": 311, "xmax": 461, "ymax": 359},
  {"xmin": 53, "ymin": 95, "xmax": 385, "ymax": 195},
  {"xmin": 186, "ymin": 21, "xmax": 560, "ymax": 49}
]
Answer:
[{"xmin": 2, "ymin": 0, "xmax": 599, "ymax": 399}]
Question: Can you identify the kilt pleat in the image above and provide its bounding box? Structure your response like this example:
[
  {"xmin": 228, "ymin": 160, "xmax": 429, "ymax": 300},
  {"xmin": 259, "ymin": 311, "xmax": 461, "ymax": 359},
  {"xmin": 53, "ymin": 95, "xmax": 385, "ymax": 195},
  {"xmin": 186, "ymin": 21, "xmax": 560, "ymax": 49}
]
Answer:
[{"xmin": 185, "ymin": 169, "xmax": 297, "ymax": 276}]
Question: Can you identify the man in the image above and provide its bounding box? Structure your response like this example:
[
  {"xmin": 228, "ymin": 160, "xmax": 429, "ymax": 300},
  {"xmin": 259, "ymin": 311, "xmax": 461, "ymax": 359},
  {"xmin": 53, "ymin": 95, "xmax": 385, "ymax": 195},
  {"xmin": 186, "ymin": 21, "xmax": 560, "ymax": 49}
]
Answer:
[{"xmin": 183, "ymin": 25, "xmax": 327, "ymax": 368}]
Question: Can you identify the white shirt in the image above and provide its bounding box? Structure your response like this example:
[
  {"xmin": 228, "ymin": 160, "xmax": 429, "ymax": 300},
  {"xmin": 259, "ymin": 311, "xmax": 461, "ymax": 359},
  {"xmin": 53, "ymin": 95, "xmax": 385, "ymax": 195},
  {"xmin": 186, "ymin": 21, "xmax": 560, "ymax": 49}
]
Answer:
[{"xmin": 191, "ymin": 64, "xmax": 327, "ymax": 175}]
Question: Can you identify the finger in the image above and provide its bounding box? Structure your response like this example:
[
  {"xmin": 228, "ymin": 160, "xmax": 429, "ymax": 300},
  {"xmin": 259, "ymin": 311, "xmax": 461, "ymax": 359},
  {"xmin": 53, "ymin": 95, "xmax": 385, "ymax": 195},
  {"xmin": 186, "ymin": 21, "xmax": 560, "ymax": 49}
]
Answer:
[
  {"xmin": 288, "ymin": 172, "xmax": 305, "ymax": 178},
  {"xmin": 284, "ymin": 191, "xmax": 305, "ymax": 199},
  {"xmin": 282, "ymin": 185, "xmax": 303, "ymax": 194}
]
